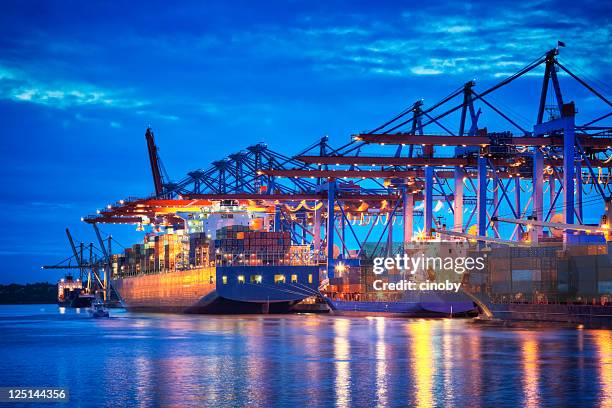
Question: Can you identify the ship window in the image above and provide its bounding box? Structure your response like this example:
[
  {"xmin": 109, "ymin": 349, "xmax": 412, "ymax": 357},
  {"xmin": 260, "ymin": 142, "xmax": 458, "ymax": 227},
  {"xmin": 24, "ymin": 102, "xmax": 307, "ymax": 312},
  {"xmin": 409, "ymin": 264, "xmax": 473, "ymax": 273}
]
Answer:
[
  {"xmin": 222, "ymin": 276, "xmax": 227, "ymax": 285},
  {"xmin": 308, "ymin": 274, "xmax": 313, "ymax": 284},
  {"xmin": 291, "ymin": 274, "xmax": 298, "ymax": 283},
  {"xmin": 274, "ymin": 274, "xmax": 286, "ymax": 284},
  {"xmin": 250, "ymin": 275, "xmax": 262, "ymax": 284},
  {"xmin": 237, "ymin": 275, "xmax": 245, "ymax": 284}
]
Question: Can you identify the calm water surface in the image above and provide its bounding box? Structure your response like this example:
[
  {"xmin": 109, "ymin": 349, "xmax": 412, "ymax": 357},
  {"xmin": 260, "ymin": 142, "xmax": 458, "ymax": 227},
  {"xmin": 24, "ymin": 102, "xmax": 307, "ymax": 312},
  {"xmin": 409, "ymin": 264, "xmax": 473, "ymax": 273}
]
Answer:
[{"xmin": 0, "ymin": 305, "xmax": 610, "ymax": 407}]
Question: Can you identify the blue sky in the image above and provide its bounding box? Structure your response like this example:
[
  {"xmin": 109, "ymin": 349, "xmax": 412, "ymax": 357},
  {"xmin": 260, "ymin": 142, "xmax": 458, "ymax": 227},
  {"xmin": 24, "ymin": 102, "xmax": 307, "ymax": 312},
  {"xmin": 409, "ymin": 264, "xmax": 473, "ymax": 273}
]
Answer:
[{"xmin": 0, "ymin": 0, "xmax": 610, "ymax": 283}]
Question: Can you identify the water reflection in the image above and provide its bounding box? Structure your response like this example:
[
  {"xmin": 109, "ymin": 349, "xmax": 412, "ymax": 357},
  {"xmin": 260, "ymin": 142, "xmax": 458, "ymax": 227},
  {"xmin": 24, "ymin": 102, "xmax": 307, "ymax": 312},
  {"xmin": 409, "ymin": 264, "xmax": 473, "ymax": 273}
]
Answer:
[
  {"xmin": 594, "ymin": 330, "xmax": 612, "ymax": 407},
  {"xmin": 245, "ymin": 320, "xmax": 267, "ymax": 406},
  {"xmin": 135, "ymin": 356, "xmax": 153, "ymax": 408},
  {"xmin": 0, "ymin": 305, "xmax": 610, "ymax": 407},
  {"xmin": 521, "ymin": 333, "xmax": 540, "ymax": 408},
  {"xmin": 408, "ymin": 320, "xmax": 434, "ymax": 408},
  {"xmin": 466, "ymin": 323, "xmax": 482, "ymax": 398},
  {"xmin": 334, "ymin": 318, "xmax": 351, "ymax": 408},
  {"xmin": 302, "ymin": 316, "xmax": 324, "ymax": 406},
  {"xmin": 442, "ymin": 319, "xmax": 454, "ymax": 406},
  {"xmin": 374, "ymin": 317, "xmax": 387, "ymax": 407}
]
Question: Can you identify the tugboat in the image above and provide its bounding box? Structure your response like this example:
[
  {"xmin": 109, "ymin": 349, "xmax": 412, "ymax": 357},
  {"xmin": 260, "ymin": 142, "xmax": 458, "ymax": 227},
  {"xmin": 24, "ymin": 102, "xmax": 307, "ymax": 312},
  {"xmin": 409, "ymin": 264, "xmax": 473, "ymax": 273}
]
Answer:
[{"xmin": 87, "ymin": 299, "xmax": 110, "ymax": 318}]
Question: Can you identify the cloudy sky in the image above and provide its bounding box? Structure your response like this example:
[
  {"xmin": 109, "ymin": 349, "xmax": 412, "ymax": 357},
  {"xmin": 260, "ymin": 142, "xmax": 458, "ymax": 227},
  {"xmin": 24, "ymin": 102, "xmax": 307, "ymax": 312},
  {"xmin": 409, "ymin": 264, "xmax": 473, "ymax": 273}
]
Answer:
[{"xmin": 0, "ymin": 0, "xmax": 610, "ymax": 283}]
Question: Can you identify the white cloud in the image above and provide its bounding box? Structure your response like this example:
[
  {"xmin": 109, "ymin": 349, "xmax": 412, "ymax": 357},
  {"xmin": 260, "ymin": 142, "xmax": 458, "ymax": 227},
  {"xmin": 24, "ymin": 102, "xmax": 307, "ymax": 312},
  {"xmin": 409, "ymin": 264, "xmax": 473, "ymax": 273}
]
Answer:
[
  {"xmin": 135, "ymin": 110, "xmax": 179, "ymax": 121},
  {"xmin": 445, "ymin": 25, "xmax": 473, "ymax": 33},
  {"xmin": 0, "ymin": 64, "xmax": 184, "ymax": 123},
  {"xmin": 0, "ymin": 64, "xmax": 148, "ymax": 110},
  {"xmin": 7, "ymin": 84, "xmax": 147, "ymax": 109},
  {"xmin": 254, "ymin": 6, "xmax": 610, "ymax": 80},
  {"xmin": 298, "ymin": 27, "xmax": 371, "ymax": 36},
  {"xmin": 411, "ymin": 66, "xmax": 443, "ymax": 75},
  {"xmin": 14, "ymin": 89, "xmax": 35, "ymax": 101}
]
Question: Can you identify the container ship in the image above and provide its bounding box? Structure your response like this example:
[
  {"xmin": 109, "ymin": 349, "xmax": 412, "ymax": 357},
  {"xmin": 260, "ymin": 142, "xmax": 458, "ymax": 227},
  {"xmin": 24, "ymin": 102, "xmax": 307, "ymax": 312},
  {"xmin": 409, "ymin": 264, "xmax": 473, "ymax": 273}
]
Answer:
[
  {"xmin": 465, "ymin": 239, "xmax": 612, "ymax": 327},
  {"xmin": 319, "ymin": 235, "xmax": 612, "ymax": 325},
  {"xmin": 319, "ymin": 241, "xmax": 478, "ymax": 317},
  {"xmin": 110, "ymin": 201, "xmax": 320, "ymax": 313}
]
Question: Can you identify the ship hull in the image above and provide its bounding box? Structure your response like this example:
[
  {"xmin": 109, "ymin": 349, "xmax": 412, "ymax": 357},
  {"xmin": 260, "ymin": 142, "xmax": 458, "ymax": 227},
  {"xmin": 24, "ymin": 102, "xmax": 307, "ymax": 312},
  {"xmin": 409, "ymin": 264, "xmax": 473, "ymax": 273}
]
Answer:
[
  {"xmin": 112, "ymin": 265, "xmax": 320, "ymax": 314},
  {"xmin": 488, "ymin": 303, "xmax": 612, "ymax": 328},
  {"xmin": 112, "ymin": 267, "xmax": 217, "ymax": 313},
  {"xmin": 325, "ymin": 286, "xmax": 477, "ymax": 317},
  {"xmin": 326, "ymin": 298, "xmax": 477, "ymax": 317}
]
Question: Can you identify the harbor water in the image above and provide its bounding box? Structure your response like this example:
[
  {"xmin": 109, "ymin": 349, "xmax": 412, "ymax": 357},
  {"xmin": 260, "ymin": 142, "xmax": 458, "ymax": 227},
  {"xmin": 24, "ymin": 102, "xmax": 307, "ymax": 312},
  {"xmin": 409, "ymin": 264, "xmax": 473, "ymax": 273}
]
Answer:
[{"xmin": 0, "ymin": 305, "xmax": 610, "ymax": 407}]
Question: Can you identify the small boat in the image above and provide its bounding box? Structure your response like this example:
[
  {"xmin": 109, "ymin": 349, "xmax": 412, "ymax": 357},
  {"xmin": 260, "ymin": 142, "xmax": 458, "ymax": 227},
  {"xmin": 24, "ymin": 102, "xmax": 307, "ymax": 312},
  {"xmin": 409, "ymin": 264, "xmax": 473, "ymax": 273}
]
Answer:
[{"xmin": 88, "ymin": 300, "xmax": 110, "ymax": 318}]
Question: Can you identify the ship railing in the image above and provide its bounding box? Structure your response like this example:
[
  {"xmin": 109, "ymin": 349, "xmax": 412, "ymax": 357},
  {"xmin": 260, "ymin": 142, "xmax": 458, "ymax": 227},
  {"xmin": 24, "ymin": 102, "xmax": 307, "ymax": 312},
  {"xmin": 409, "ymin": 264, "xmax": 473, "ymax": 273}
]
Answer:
[
  {"xmin": 214, "ymin": 250, "xmax": 317, "ymax": 267},
  {"xmin": 214, "ymin": 259, "xmax": 318, "ymax": 267},
  {"xmin": 114, "ymin": 264, "xmax": 216, "ymax": 278}
]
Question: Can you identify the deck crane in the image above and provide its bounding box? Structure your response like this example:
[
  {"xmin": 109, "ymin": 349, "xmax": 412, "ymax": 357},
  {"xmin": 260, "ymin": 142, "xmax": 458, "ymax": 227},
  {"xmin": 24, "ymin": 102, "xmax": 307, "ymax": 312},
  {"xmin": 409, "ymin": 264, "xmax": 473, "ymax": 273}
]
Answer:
[
  {"xmin": 145, "ymin": 127, "xmax": 171, "ymax": 197},
  {"xmin": 65, "ymin": 228, "xmax": 105, "ymax": 293},
  {"xmin": 65, "ymin": 228, "xmax": 84, "ymax": 281}
]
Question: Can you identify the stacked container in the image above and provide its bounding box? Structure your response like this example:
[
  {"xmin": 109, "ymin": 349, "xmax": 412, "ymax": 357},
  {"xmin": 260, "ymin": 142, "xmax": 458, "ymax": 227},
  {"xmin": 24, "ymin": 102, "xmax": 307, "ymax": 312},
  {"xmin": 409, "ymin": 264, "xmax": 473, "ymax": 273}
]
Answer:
[
  {"xmin": 214, "ymin": 228, "xmax": 293, "ymax": 265},
  {"xmin": 189, "ymin": 232, "xmax": 210, "ymax": 267}
]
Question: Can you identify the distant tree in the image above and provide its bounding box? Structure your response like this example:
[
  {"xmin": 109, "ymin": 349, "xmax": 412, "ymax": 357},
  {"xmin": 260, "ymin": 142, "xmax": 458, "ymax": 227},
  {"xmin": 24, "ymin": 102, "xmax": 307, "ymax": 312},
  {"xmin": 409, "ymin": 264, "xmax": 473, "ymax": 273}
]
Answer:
[{"xmin": 0, "ymin": 282, "xmax": 57, "ymax": 304}]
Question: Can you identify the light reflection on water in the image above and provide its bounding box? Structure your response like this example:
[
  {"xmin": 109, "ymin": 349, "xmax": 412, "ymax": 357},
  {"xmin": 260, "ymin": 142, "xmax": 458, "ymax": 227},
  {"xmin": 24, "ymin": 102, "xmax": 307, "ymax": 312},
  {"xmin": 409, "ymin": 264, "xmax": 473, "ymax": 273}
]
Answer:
[
  {"xmin": 333, "ymin": 318, "xmax": 351, "ymax": 408},
  {"xmin": 409, "ymin": 320, "xmax": 433, "ymax": 408},
  {"xmin": 594, "ymin": 330, "xmax": 612, "ymax": 407},
  {"xmin": 442, "ymin": 319, "xmax": 454, "ymax": 407},
  {"xmin": 0, "ymin": 305, "xmax": 608, "ymax": 407},
  {"xmin": 521, "ymin": 334, "xmax": 540, "ymax": 408},
  {"xmin": 374, "ymin": 317, "xmax": 387, "ymax": 408}
]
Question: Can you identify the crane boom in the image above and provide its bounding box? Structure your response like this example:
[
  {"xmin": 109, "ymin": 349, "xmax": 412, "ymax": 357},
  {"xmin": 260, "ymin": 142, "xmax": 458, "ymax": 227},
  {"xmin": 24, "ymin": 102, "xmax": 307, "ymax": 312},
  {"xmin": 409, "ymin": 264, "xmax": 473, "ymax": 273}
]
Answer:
[
  {"xmin": 145, "ymin": 128, "xmax": 164, "ymax": 196},
  {"xmin": 92, "ymin": 223, "xmax": 124, "ymax": 304},
  {"xmin": 65, "ymin": 228, "xmax": 84, "ymax": 278},
  {"xmin": 435, "ymin": 229, "xmax": 531, "ymax": 247},
  {"xmin": 494, "ymin": 217, "xmax": 605, "ymax": 233}
]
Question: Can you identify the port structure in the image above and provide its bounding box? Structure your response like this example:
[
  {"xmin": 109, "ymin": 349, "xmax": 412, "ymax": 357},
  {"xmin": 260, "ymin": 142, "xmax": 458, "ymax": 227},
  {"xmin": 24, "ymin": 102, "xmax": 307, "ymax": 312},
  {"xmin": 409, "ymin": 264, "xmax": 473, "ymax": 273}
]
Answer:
[
  {"xmin": 83, "ymin": 47, "xmax": 611, "ymax": 279},
  {"xmin": 42, "ymin": 227, "xmax": 119, "ymax": 303}
]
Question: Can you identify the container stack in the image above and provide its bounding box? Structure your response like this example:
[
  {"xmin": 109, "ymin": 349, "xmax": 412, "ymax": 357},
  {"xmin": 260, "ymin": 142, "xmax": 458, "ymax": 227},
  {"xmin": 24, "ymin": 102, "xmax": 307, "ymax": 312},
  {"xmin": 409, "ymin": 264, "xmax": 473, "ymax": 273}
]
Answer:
[
  {"xmin": 242, "ymin": 231, "xmax": 292, "ymax": 258},
  {"xmin": 329, "ymin": 267, "xmax": 364, "ymax": 297},
  {"xmin": 144, "ymin": 239, "xmax": 155, "ymax": 272},
  {"xmin": 132, "ymin": 243, "xmax": 144, "ymax": 274},
  {"xmin": 125, "ymin": 247, "xmax": 135, "ymax": 275},
  {"xmin": 111, "ymin": 253, "xmax": 125, "ymax": 277},
  {"xmin": 154, "ymin": 236, "xmax": 165, "ymax": 272},
  {"xmin": 112, "ymin": 231, "xmax": 200, "ymax": 276},
  {"xmin": 214, "ymin": 228, "xmax": 293, "ymax": 265},
  {"xmin": 162, "ymin": 233, "xmax": 187, "ymax": 271},
  {"xmin": 189, "ymin": 232, "xmax": 211, "ymax": 267}
]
